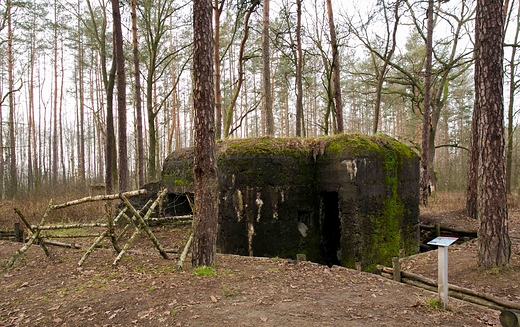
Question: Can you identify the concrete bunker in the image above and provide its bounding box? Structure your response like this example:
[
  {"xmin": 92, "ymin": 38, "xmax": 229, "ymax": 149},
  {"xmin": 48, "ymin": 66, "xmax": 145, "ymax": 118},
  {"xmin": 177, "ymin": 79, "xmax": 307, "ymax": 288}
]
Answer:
[{"xmin": 162, "ymin": 134, "xmax": 420, "ymax": 271}]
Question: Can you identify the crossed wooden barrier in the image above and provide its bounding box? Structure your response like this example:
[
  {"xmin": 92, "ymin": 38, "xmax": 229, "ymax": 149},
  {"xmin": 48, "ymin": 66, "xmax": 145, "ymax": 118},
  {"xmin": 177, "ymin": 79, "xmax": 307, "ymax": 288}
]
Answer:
[{"xmin": 6, "ymin": 189, "xmax": 193, "ymax": 269}]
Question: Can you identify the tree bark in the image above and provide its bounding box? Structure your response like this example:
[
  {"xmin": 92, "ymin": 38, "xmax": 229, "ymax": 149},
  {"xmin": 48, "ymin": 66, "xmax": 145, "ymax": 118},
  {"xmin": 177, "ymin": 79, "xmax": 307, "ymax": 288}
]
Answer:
[
  {"xmin": 112, "ymin": 0, "xmax": 127, "ymax": 192},
  {"xmin": 192, "ymin": 0, "xmax": 218, "ymax": 267},
  {"xmin": 420, "ymin": 0, "xmax": 434, "ymax": 206},
  {"xmin": 475, "ymin": 0, "xmax": 511, "ymax": 268},
  {"xmin": 326, "ymin": 0, "xmax": 344, "ymax": 134}
]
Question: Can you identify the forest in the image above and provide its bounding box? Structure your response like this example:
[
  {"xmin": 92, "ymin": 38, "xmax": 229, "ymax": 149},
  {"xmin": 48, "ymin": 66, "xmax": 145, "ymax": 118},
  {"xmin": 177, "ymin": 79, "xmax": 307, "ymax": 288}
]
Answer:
[{"xmin": 0, "ymin": 0, "xmax": 519, "ymax": 198}]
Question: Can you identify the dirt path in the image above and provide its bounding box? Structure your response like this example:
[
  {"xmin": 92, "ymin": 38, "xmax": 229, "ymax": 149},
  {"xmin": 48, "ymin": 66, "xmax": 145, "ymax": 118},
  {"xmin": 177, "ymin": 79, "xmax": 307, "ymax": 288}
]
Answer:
[{"xmin": 0, "ymin": 239, "xmax": 504, "ymax": 327}]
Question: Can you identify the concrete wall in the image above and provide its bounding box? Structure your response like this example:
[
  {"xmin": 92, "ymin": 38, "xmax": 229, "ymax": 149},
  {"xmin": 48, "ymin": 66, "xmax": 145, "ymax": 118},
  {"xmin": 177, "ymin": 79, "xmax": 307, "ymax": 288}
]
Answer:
[{"xmin": 162, "ymin": 134, "xmax": 420, "ymax": 270}]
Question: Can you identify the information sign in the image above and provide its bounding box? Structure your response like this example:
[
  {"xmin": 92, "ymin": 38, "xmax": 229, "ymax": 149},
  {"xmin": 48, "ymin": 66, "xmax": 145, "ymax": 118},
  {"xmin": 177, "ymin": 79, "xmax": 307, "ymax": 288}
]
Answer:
[{"xmin": 427, "ymin": 236, "xmax": 458, "ymax": 247}]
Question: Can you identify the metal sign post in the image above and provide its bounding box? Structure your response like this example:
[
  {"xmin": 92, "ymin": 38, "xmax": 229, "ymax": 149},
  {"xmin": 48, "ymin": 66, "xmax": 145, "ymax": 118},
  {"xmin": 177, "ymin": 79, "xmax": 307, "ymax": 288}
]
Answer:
[{"xmin": 427, "ymin": 236, "xmax": 458, "ymax": 310}]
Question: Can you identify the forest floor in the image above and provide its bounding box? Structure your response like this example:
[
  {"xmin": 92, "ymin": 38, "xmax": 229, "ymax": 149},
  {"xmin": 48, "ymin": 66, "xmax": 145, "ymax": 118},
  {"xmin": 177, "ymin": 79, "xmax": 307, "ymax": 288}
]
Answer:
[{"xmin": 0, "ymin": 192, "xmax": 519, "ymax": 326}]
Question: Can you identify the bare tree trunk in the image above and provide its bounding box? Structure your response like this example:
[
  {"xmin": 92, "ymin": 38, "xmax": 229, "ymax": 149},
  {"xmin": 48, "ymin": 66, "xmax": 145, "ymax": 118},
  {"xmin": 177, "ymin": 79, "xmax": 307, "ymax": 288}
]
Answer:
[
  {"xmin": 77, "ymin": 0, "xmax": 86, "ymax": 187},
  {"xmin": 0, "ymin": 67, "xmax": 4, "ymax": 199},
  {"xmin": 214, "ymin": 0, "xmax": 225, "ymax": 140},
  {"xmin": 7, "ymin": 0, "xmax": 17, "ymax": 198},
  {"xmin": 28, "ymin": 10, "xmax": 37, "ymax": 192},
  {"xmin": 262, "ymin": 0, "xmax": 274, "ymax": 136},
  {"xmin": 59, "ymin": 42, "xmax": 67, "ymax": 183},
  {"xmin": 326, "ymin": 0, "xmax": 343, "ymax": 134},
  {"xmin": 112, "ymin": 0, "xmax": 127, "ymax": 192},
  {"xmin": 505, "ymin": 3, "xmax": 520, "ymax": 194},
  {"xmin": 295, "ymin": 0, "xmax": 303, "ymax": 137},
  {"xmin": 223, "ymin": 2, "xmax": 258, "ymax": 138},
  {"xmin": 420, "ymin": 0, "xmax": 434, "ymax": 206},
  {"xmin": 373, "ymin": 0, "xmax": 401, "ymax": 134},
  {"xmin": 131, "ymin": 29, "xmax": 142, "ymax": 179},
  {"xmin": 52, "ymin": 0, "xmax": 59, "ymax": 187},
  {"xmin": 105, "ymin": 59, "xmax": 117, "ymax": 194},
  {"xmin": 475, "ymin": 0, "xmax": 511, "ymax": 268},
  {"xmin": 192, "ymin": 0, "xmax": 218, "ymax": 267}
]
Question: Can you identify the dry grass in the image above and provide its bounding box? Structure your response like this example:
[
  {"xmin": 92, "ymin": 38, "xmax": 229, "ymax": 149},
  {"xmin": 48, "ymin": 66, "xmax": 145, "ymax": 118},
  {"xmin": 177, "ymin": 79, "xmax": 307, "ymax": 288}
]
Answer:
[
  {"xmin": 420, "ymin": 191, "xmax": 466, "ymax": 215},
  {"xmin": 421, "ymin": 191, "xmax": 520, "ymax": 215},
  {"xmin": 0, "ymin": 189, "xmax": 107, "ymax": 230}
]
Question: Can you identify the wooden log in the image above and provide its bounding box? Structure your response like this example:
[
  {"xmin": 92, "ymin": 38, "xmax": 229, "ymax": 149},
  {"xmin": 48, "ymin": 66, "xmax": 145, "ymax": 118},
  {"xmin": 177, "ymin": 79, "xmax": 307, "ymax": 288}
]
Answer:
[
  {"xmin": 14, "ymin": 222, "xmax": 22, "ymax": 242},
  {"xmin": 419, "ymin": 223, "xmax": 477, "ymax": 238},
  {"xmin": 402, "ymin": 278, "xmax": 503, "ymax": 311},
  {"xmin": 380, "ymin": 266, "xmax": 520, "ymax": 310},
  {"xmin": 119, "ymin": 189, "xmax": 169, "ymax": 259},
  {"xmin": 177, "ymin": 233, "xmax": 193, "ymax": 271},
  {"xmin": 43, "ymin": 233, "xmax": 102, "ymax": 239},
  {"xmin": 112, "ymin": 227, "xmax": 142, "ymax": 267},
  {"xmin": 78, "ymin": 231, "xmax": 109, "ymax": 267},
  {"xmin": 7, "ymin": 199, "xmax": 54, "ymax": 268},
  {"xmin": 51, "ymin": 189, "xmax": 147, "ymax": 210},
  {"xmin": 14, "ymin": 207, "xmax": 50, "ymax": 256},
  {"xmin": 105, "ymin": 203, "xmax": 121, "ymax": 253},
  {"xmin": 32, "ymin": 223, "xmax": 108, "ymax": 230},
  {"xmin": 44, "ymin": 240, "xmax": 81, "ymax": 249},
  {"xmin": 392, "ymin": 257, "xmax": 401, "ymax": 282},
  {"xmin": 500, "ymin": 309, "xmax": 520, "ymax": 327}
]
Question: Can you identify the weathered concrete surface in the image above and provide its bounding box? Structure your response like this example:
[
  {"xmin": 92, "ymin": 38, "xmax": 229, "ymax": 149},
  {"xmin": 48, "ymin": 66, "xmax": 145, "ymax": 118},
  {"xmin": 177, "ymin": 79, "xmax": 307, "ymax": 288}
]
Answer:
[{"xmin": 162, "ymin": 134, "xmax": 420, "ymax": 270}]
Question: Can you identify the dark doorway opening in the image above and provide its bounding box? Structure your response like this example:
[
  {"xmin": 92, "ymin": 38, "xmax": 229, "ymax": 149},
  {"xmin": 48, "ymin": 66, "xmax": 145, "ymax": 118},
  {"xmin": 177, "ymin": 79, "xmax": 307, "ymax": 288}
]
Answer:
[{"xmin": 321, "ymin": 192, "xmax": 341, "ymax": 267}]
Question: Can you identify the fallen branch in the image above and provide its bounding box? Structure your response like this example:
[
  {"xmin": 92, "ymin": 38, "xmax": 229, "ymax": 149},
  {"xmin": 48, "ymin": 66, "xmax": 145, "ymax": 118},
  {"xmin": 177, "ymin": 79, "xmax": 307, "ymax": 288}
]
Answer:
[{"xmin": 43, "ymin": 240, "xmax": 82, "ymax": 249}]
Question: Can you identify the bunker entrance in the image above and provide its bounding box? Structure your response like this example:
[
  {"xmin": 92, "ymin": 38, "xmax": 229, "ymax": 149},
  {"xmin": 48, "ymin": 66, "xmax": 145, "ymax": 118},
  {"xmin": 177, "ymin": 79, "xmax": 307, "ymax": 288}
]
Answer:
[
  {"xmin": 163, "ymin": 192, "xmax": 193, "ymax": 217},
  {"xmin": 321, "ymin": 192, "xmax": 341, "ymax": 267}
]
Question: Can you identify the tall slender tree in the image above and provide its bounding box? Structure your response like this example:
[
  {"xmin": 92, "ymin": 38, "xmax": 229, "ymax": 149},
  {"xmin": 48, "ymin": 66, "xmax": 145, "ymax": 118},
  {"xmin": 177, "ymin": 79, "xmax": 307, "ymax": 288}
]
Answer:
[
  {"xmin": 131, "ymin": 0, "xmax": 144, "ymax": 187},
  {"xmin": 505, "ymin": 2, "xmax": 520, "ymax": 194},
  {"xmin": 77, "ymin": 0, "xmax": 86, "ymax": 186},
  {"xmin": 420, "ymin": 0, "xmax": 434, "ymax": 205},
  {"xmin": 214, "ymin": 0, "xmax": 225, "ymax": 140},
  {"xmin": 192, "ymin": 0, "xmax": 218, "ymax": 267},
  {"xmin": 295, "ymin": 0, "xmax": 303, "ymax": 137},
  {"xmin": 474, "ymin": 0, "xmax": 510, "ymax": 267},
  {"xmin": 7, "ymin": 0, "xmax": 17, "ymax": 198},
  {"xmin": 223, "ymin": 1, "xmax": 259, "ymax": 138},
  {"xmin": 141, "ymin": 0, "xmax": 176, "ymax": 180},
  {"xmin": 112, "ymin": 0, "xmax": 127, "ymax": 192},
  {"xmin": 52, "ymin": 0, "xmax": 60, "ymax": 187},
  {"xmin": 262, "ymin": 0, "xmax": 274, "ymax": 135},
  {"xmin": 326, "ymin": 0, "xmax": 343, "ymax": 134},
  {"xmin": 373, "ymin": 0, "xmax": 401, "ymax": 135}
]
